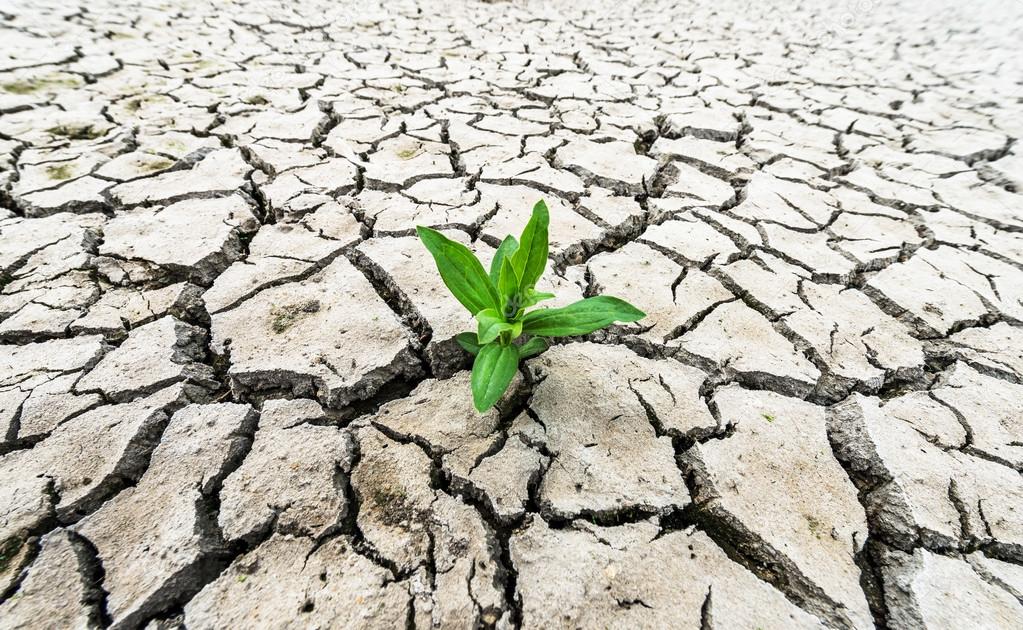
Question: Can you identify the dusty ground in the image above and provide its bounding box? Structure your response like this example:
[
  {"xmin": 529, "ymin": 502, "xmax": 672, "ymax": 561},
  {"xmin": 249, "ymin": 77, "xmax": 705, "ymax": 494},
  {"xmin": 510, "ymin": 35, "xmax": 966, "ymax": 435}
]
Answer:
[{"xmin": 1, "ymin": 0, "xmax": 1023, "ymax": 628}]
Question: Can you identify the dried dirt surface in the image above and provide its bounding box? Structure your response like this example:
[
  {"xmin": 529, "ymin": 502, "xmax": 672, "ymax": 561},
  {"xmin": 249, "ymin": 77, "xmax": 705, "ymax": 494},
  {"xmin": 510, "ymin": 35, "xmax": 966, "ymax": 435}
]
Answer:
[{"xmin": 2, "ymin": 0, "xmax": 1023, "ymax": 628}]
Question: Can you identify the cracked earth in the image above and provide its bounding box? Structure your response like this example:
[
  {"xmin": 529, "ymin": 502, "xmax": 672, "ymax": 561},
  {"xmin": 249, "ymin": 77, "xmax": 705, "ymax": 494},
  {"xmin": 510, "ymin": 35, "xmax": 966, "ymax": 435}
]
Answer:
[{"xmin": 1, "ymin": 0, "xmax": 1022, "ymax": 628}]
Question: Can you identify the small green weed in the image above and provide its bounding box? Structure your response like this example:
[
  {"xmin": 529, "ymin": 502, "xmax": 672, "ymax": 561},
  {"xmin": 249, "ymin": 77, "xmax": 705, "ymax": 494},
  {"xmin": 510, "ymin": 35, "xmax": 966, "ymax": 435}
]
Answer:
[{"xmin": 417, "ymin": 200, "xmax": 645, "ymax": 412}]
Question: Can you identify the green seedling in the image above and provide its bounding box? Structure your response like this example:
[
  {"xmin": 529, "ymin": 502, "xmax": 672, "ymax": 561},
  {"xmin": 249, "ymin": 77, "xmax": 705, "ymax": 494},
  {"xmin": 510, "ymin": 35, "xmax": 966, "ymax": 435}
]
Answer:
[{"xmin": 417, "ymin": 199, "xmax": 645, "ymax": 412}]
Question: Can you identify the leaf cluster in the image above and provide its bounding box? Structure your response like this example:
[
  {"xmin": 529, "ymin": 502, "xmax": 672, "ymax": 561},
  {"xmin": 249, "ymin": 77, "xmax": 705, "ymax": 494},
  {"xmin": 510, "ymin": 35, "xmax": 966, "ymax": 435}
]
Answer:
[{"xmin": 417, "ymin": 200, "xmax": 645, "ymax": 411}]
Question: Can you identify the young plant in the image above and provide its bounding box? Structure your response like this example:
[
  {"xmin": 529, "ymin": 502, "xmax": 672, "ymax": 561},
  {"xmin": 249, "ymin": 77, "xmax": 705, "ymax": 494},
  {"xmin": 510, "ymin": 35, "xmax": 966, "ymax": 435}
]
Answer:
[{"xmin": 416, "ymin": 199, "xmax": 645, "ymax": 412}]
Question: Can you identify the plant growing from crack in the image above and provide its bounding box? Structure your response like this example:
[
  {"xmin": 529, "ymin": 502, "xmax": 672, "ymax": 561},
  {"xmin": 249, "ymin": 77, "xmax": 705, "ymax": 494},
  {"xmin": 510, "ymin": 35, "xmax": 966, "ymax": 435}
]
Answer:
[{"xmin": 417, "ymin": 199, "xmax": 645, "ymax": 412}]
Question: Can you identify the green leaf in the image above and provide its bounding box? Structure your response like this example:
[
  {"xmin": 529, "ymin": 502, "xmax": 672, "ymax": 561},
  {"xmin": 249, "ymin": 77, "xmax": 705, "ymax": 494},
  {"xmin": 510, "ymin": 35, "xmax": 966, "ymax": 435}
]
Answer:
[
  {"xmin": 476, "ymin": 308, "xmax": 514, "ymax": 345},
  {"xmin": 518, "ymin": 337, "xmax": 548, "ymax": 359},
  {"xmin": 510, "ymin": 200, "xmax": 549, "ymax": 292},
  {"xmin": 520, "ymin": 289, "xmax": 555, "ymax": 309},
  {"xmin": 455, "ymin": 332, "xmax": 481, "ymax": 356},
  {"xmin": 498, "ymin": 255, "xmax": 520, "ymax": 314},
  {"xmin": 521, "ymin": 296, "xmax": 645, "ymax": 337},
  {"xmin": 471, "ymin": 342, "xmax": 520, "ymax": 412},
  {"xmin": 490, "ymin": 235, "xmax": 519, "ymax": 287},
  {"xmin": 417, "ymin": 226, "xmax": 500, "ymax": 316}
]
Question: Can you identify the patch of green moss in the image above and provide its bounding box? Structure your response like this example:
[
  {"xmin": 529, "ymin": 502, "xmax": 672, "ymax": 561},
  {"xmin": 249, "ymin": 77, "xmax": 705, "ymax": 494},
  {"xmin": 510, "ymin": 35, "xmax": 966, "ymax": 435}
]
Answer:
[
  {"xmin": 2, "ymin": 75, "xmax": 80, "ymax": 94},
  {"xmin": 46, "ymin": 124, "xmax": 105, "ymax": 140},
  {"xmin": 269, "ymin": 299, "xmax": 321, "ymax": 334},
  {"xmin": 45, "ymin": 163, "xmax": 75, "ymax": 180},
  {"xmin": 2, "ymin": 80, "xmax": 39, "ymax": 95},
  {"xmin": 370, "ymin": 486, "xmax": 420, "ymax": 526},
  {"xmin": 243, "ymin": 94, "xmax": 270, "ymax": 105},
  {"xmin": 141, "ymin": 157, "xmax": 174, "ymax": 173},
  {"xmin": 396, "ymin": 148, "xmax": 419, "ymax": 160},
  {"xmin": 270, "ymin": 308, "xmax": 298, "ymax": 334}
]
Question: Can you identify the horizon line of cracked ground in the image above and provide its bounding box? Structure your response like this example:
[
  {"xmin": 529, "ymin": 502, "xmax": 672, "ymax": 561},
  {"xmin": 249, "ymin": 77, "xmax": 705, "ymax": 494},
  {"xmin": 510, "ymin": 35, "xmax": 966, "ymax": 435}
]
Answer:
[{"xmin": 1, "ymin": 0, "xmax": 1023, "ymax": 628}]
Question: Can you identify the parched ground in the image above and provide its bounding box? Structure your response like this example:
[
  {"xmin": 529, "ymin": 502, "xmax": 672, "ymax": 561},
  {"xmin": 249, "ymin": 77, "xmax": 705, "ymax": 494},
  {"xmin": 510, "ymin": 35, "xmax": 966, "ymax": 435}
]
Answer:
[{"xmin": 1, "ymin": 0, "xmax": 1023, "ymax": 627}]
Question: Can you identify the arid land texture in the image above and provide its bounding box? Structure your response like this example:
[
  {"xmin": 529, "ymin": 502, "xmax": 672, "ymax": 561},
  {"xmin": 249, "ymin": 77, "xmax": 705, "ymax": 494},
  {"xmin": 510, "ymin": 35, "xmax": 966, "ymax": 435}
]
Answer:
[{"xmin": 1, "ymin": 0, "xmax": 1023, "ymax": 628}]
